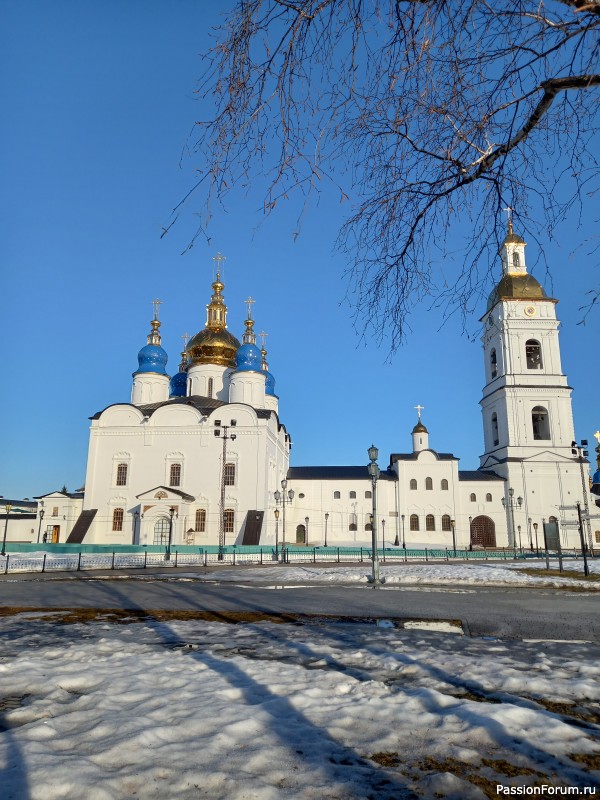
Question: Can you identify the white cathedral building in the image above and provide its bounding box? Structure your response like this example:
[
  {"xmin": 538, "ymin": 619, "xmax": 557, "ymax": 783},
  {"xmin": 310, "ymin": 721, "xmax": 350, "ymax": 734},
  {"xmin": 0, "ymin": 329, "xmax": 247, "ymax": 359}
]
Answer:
[{"xmin": 31, "ymin": 226, "xmax": 599, "ymax": 553}]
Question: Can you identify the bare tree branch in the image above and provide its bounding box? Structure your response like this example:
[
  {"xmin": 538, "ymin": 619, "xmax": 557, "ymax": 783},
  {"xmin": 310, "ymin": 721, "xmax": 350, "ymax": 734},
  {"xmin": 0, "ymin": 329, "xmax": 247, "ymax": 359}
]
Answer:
[{"xmin": 171, "ymin": 0, "xmax": 600, "ymax": 347}]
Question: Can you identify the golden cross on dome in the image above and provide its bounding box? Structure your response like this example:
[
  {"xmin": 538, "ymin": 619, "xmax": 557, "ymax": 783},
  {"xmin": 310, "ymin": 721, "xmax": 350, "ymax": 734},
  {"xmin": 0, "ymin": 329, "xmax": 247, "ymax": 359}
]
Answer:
[
  {"xmin": 152, "ymin": 298, "xmax": 163, "ymax": 320},
  {"xmin": 503, "ymin": 206, "xmax": 514, "ymax": 233},
  {"xmin": 245, "ymin": 296, "xmax": 255, "ymax": 320},
  {"xmin": 414, "ymin": 404, "xmax": 425, "ymax": 420},
  {"xmin": 212, "ymin": 251, "xmax": 226, "ymax": 277},
  {"xmin": 181, "ymin": 332, "xmax": 189, "ymax": 350},
  {"xmin": 258, "ymin": 330, "xmax": 269, "ymax": 349},
  {"xmin": 594, "ymin": 431, "xmax": 600, "ymax": 445}
]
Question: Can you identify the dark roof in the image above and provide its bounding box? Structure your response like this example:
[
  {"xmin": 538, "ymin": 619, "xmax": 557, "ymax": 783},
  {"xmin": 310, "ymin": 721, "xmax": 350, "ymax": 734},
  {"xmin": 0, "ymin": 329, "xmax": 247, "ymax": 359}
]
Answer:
[
  {"xmin": 390, "ymin": 451, "xmax": 456, "ymax": 464},
  {"xmin": 458, "ymin": 470, "xmax": 504, "ymax": 482},
  {"xmin": 1, "ymin": 498, "xmax": 38, "ymax": 508},
  {"xmin": 33, "ymin": 492, "xmax": 84, "ymax": 501},
  {"xmin": 287, "ymin": 466, "xmax": 396, "ymax": 481},
  {"xmin": 91, "ymin": 395, "xmax": 226, "ymax": 420},
  {"xmin": 136, "ymin": 486, "xmax": 195, "ymax": 502}
]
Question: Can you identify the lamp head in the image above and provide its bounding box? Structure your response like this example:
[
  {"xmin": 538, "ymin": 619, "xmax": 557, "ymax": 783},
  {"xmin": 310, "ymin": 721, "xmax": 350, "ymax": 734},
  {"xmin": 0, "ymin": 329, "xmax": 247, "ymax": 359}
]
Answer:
[
  {"xmin": 325, "ymin": 512, "xmax": 329, "ymax": 520},
  {"xmin": 509, "ymin": 487, "xmax": 514, "ymax": 497},
  {"xmin": 368, "ymin": 444, "xmax": 379, "ymax": 462},
  {"xmin": 281, "ymin": 479, "xmax": 288, "ymax": 489},
  {"xmin": 274, "ymin": 490, "xmax": 281, "ymax": 502},
  {"xmin": 274, "ymin": 508, "xmax": 279, "ymax": 520},
  {"xmin": 288, "ymin": 489, "xmax": 295, "ymax": 500}
]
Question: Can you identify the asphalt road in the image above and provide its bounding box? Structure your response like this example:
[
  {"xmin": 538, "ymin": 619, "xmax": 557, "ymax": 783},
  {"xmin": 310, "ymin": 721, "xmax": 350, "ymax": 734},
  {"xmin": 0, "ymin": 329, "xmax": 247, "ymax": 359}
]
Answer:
[{"xmin": 0, "ymin": 570, "xmax": 598, "ymax": 640}]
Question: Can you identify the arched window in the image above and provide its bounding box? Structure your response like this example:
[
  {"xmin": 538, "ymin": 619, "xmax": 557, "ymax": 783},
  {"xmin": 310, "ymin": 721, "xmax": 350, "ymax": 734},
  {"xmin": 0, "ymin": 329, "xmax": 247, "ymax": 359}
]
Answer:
[
  {"xmin": 513, "ymin": 252, "xmax": 520, "ymax": 269},
  {"xmin": 195, "ymin": 509, "xmax": 206, "ymax": 532},
  {"xmin": 492, "ymin": 413, "xmax": 499, "ymax": 447},
  {"xmin": 532, "ymin": 406, "xmax": 550, "ymax": 440},
  {"xmin": 112, "ymin": 508, "xmax": 124, "ymax": 532},
  {"xmin": 224, "ymin": 463, "xmax": 235, "ymax": 485},
  {"xmin": 349, "ymin": 513, "xmax": 357, "ymax": 532},
  {"xmin": 365, "ymin": 491, "xmax": 372, "ymax": 499},
  {"xmin": 526, "ymin": 340, "xmax": 542, "ymax": 370},
  {"xmin": 153, "ymin": 517, "xmax": 169, "ymax": 545},
  {"xmin": 490, "ymin": 348, "xmax": 497, "ymax": 379},
  {"xmin": 441, "ymin": 515, "xmax": 452, "ymax": 531},
  {"xmin": 410, "ymin": 479, "xmax": 417, "ymax": 490},
  {"xmin": 296, "ymin": 524, "xmax": 306, "ymax": 544},
  {"xmin": 486, "ymin": 493, "xmax": 492, "ymax": 502},
  {"xmin": 425, "ymin": 477, "xmax": 433, "ymax": 491},
  {"xmin": 349, "ymin": 491, "xmax": 356, "ymax": 499},
  {"xmin": 410, "ymin": 514, "xmax": 419, "ymax": 531},
  {"xmin": 224, "ymin": 509, "xmax": 235, "ymax": 533},
  {"xmin": 470, "ymin": 493, "xmax": 477, "ymax": 502},
  {"xmin": 208, "ymin": 377, "xmax": 214, "ymax": 398},
  {"xmin": 549, "ymin": 515, "xmax": 557, "ymax": 523},
  {"xmin": 169, "ymin": 463, "xmax": 181, "ymax": 487},
  {"xmin": 333, "ymin": 491, "xmax": 341, "ymax": 499},
  {"xmin": 365, "ymin": 519, "xmax": 372, "ymax": 531},
  {"xmin": 349, "ymin": 522, "xmax": 357, "ymax": 531},
  {"xmin": 426, "ymin": 514, "xmax": 435, "ymax": 531},
  {"xmin": 441, "ymin": 479, "xmax": 449, "ymax": 491},
  {"xmin": 116, "ymin": 463, "xmax": 128, "ymax": 486}
]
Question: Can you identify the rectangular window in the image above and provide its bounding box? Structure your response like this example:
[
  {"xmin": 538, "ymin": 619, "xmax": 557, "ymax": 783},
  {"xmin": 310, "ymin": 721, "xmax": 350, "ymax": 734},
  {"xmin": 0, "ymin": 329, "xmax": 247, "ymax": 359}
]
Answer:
[
  {"xmin": 224, "ymin": 463, "xmax": 235, "ymax": 486},
  {"xmin": 224, "ymin": 509, "xmax": 234, "ymax": 533},
  {"xmin": 169, "ymin": 463, "xmax": 182, "ymax": 487},
  {"xmin": 112, "ymin": 508, "xmax": 124, "ymax": 532},
  {"xmin": 195, "ymin": 509, "xmax": 206, "ymax": 533},
  {"xmin": 52, "ymin": 506, "xmax": 59, "ymax": 517},
  {"xmin": 116, "ymin": 463, "xmax": 128, "ymax": 486}
]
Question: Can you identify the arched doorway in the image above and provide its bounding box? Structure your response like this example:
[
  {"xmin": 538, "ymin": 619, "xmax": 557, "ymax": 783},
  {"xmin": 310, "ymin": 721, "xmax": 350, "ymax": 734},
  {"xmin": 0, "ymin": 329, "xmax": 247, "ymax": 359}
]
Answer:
[
  {"xmin": 296, "ymin": 524, "xmax": 306, "ymax": 544},
  {"xmin": 470, "ymin": 515, "xmax": 496, "ymax": 548},
  {"xmin": 154, "ymin": 517, "xmax": 169, "ymax": 545}
]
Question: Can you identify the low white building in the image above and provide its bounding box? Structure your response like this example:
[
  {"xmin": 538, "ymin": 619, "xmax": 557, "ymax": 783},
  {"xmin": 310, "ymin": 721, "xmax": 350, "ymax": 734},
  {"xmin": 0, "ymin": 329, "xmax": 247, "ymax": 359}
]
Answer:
[{"xmin": 27, "ymin": 226, "xmax": 598, "ymax": 551}]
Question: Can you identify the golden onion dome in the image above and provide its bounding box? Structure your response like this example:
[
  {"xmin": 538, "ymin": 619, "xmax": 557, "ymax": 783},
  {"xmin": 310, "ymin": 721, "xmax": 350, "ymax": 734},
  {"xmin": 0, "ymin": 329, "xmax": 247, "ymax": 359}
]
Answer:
[
  {"xmin": 486, "ymin": 273, "xmax": 547, "ymax": 311},
  {"xmin": 412, "ymin": 421, "xmax": 428, "ymax": 434},
  {"xmin": 187, "ymin": 327, "xmax": 240, "ymax": 368},
  {"xmin": 187, "ymin": 259, "xmax": 241, "ymax": 368}
]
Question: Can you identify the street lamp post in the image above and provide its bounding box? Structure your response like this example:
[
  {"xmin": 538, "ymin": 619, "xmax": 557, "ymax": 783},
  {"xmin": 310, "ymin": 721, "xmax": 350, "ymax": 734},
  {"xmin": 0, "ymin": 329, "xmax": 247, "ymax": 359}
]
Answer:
[
  {"xmin": 501, "ymin": 488, "xmax": 523, "ymax": 558},
  {"xmin": 165, "ymin": 506, "xmax": 177, "ymax": 561},
  {"xmin": 324, "ymin": 512, "xmax": 329, "ymax": 547},
  {"xmin": 1, "ymin": 503, "xmax": 12, "ymax": 556},
  {"xmin": 274, "ymin": 479, "xmax": 294, "ymax": 563},
  {"xmin": 381, "ymin": 518, "xmax": 386, "ymax": 552},
  {"xmin": 572, "ymin": 440, "xmax": 594, "ymax": 555},
  {"xmin": 274, "ymin": 508, "xmax": 280, "ymax": 561},
  {"xmin": 450, "ymin": 518, "xmax": 456, "ymax": 556},
  {"xmin": 401, "ymin": 514, "xmax": 406, "ymax": 550},
  {"xmin": 533, "ymin": 522, "xmax": 539, "ymax": 553},
  {"xmin": 517, "ymin": 524, "xmax": 522, "ymax": 553},
  {"xmin": 37, "ymin": 508, "xmax": 45, "ymax": 544},
  {"xmin": 304, "ymin": 516, "xmax": 309, "ymax": 545},
  {"xmin": 215, "ymin": 423, "xmax": 237, "ymax": 560},
  {"xmin": 367, "ymin": 445, "xmax": 381, "ymax": 587},
  {"xmin": 527, "ymin": 517, "xmax": 534, "ymax": 552}
]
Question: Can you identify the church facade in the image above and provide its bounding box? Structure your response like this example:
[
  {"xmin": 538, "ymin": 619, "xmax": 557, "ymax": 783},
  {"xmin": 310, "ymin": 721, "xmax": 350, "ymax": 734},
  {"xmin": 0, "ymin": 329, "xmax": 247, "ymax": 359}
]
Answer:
[{"xmin": 41, "ymin": 229, "xmax": 597, "ymax": 552}]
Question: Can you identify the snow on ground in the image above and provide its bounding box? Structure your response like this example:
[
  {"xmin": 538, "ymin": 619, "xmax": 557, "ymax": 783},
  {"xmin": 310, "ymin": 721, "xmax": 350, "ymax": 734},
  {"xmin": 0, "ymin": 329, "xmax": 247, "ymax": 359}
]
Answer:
[
  {"xmin": 139, "ymin": 559, "xmax": 600, "ymax": 590},
  {"xmin": 1, "ymin": 613, "xmax": 599, "ymax": 799},
  {"xmin": 2, "ymin": 551, "xmax": 599, "ymax": 591}
]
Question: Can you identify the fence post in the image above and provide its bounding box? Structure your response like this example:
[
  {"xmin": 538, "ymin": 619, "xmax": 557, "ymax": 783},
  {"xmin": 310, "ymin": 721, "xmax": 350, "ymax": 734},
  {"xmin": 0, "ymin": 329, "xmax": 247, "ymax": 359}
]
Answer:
[
  {"xmin": 260, "ymin": 548, "xmax": 263, "ymax": 565},
  {"xmin": 144, "ymin": 550, "xmax": 147, "ymax": 569},
  {"xmin": 204, "ymin": 549, "xmax": 208, "ymax": 567},
  {"xmin": 77, "ymin": 552, "xmax": 82, "ymax": 571},
  {"xmin": 337, "ymin": 547, "xmax": 340, "ymax": 563},
  {"xmin": 42, "ymin": 554, "xmax": 47, "ymax": 573},
  {"xmin": 175, "ymin": 550, "xmax": 178, "ymax": 568},
  {"xmin": 445, "ymin": 547, "xmax": 449, "ymax": 562},
  {"xmin": 313, "ymin": 548, "xmax": 316, "ymax": 564},
  {"xmin": 111, "ymin": 552, "xmax": 115, "ymax": 570},
  {"xmin": 4, "ymin": 554, "xmax": 9, "ymax": 575},
  {"xmin": 404, "ymin": 547, "xmax": 407, "ymax": 563},
  {"xmin": 425, "ymin": 547, "xmax": 428, "ymax": 563}
]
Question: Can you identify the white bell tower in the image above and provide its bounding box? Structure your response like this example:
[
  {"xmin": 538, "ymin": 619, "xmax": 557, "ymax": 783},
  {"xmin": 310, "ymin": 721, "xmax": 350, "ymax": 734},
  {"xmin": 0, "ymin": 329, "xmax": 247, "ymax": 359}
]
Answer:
[{"xmin": 479, "ymin": 218, "xmax": 586, "ymax": 546}]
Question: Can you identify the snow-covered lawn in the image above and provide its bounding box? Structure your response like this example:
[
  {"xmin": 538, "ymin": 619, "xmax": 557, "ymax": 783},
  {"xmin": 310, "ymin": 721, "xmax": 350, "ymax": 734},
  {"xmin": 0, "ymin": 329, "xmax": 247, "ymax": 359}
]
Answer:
[{"xmin": 1, "ymin": 612, "xmax": 599, "ymax": 798}]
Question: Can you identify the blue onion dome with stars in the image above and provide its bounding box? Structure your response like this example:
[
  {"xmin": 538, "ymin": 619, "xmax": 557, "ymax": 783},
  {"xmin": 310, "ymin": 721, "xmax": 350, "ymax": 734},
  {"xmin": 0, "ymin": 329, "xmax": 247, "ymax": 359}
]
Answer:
[
  {"xmin": 134, "ymin": 303, "xmax": 168, "ymax": 376},
  {"xmin": 234, "ymin": 298, "xmax": 263, "ymax": 373},
  {"xmin": 169, "ymin": 335, "xmax": 189, "ymax": 397}
]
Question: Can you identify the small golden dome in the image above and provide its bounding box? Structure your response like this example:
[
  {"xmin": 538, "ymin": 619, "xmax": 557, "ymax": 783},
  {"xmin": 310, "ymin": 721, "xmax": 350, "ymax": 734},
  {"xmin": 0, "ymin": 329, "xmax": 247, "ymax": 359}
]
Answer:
[
  {"xmin": 487, "ymin": 273, "xmax": 547, "ymax": 311},
  {"xmin": 412, "ymin": 421, "xmax": 428, "ymax": 434},
  {"xmin": 187, "ymin": 327, "xmax": 240, "ymax": 368}
]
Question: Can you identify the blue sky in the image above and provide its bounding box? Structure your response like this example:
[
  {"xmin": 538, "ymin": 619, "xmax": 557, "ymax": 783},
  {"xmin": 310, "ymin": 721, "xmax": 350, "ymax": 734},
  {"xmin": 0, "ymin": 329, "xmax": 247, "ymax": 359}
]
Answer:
[{"xmin": 1, "ymin": 1, "xmax": 598, "ymax": 500}]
